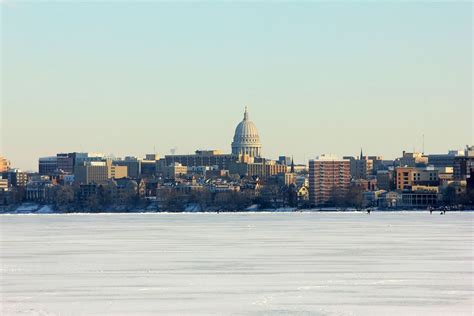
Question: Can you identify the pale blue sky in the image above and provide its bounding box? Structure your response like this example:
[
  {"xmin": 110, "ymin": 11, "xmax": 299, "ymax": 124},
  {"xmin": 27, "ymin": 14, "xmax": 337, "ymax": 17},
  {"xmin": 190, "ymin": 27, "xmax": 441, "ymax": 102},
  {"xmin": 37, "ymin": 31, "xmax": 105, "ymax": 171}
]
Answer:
[{"xmin": 1, "ymin": 1, "xmax": 472, "ymax": 170}]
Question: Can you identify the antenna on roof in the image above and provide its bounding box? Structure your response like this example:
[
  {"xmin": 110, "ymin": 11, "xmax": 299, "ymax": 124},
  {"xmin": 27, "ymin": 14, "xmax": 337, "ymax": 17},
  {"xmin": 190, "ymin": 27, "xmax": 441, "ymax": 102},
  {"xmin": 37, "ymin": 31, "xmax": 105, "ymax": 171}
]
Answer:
[{"xmin": 422, "ymin": 134, "xmax": 425, "ymax": 154}]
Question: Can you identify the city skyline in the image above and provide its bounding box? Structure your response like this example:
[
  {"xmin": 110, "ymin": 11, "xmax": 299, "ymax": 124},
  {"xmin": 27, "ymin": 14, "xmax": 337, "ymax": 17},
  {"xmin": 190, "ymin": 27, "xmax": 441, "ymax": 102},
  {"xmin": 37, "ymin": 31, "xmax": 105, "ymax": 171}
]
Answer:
[
  {"xmin": 3, "ymin": 105, "xmax": 472, "ymax": 172},
  {"xmin": 2, "ymin": 2, "xmax": 473, "ymax": 170},
  {"xmin": 1, "ymin": 3, "xmax": 473, "ymax": 315}
]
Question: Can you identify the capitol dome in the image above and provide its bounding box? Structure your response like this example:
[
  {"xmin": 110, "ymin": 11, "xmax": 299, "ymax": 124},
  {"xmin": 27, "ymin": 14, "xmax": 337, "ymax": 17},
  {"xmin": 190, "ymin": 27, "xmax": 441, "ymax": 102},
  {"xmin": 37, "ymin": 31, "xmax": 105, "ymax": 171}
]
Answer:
[{"xmin": 231, "ymin": 107, "xmax": 262, "ymax": 158}]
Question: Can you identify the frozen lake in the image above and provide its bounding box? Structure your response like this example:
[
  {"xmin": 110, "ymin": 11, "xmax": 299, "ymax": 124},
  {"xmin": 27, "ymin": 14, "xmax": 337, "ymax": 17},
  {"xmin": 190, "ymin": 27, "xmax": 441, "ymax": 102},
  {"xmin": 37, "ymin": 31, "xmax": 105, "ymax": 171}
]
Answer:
[{"xmin": 0, "ymin": 212, "xmax": 473, "ymax": 315}]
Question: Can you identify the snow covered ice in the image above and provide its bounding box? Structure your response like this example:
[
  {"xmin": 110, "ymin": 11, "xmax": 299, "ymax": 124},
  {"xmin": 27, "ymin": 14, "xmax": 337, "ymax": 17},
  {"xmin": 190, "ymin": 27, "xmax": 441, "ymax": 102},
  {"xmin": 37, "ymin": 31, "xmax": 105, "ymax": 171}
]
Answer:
[{"xmin": 0, "ymin": 212, "xmax": 473, "ymax": 315}]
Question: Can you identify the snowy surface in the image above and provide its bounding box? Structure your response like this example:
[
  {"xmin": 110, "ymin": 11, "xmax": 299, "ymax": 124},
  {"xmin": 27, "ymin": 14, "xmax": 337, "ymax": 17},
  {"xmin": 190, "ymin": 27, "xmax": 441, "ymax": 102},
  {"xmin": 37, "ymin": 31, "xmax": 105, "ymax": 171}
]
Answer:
[
  {"xmin": 35, "ymin": 205, "xmax": 54, "ymax": 214},
  {"xmin": 13, "ymin": 203, "xmax": 39, "ymax": 213},
  {"xmin": 0, "ymin": 212, "xmax": 473, "ymax": 315}
]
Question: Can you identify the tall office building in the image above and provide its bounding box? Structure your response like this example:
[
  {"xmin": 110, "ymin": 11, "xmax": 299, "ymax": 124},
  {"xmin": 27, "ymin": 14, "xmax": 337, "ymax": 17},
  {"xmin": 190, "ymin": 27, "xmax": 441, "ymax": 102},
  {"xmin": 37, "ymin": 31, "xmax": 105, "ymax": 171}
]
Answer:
[
  {"xmin": 38, "ymin": 156, "xmax": 58, "ymax": 175},
  {"xmin": 74, "ymin": 160, "xmax": 127, "ymax": 184},
  {"xmin": 39, "ymin": 152, "xmax": 105, "ymax": 175},
  {"xmin": 114, "ymin": 157, "xmax": 141, "ymax": 179},
  {"xmin": 1, "ymin": 169, "xmax": 28, "ymax": 187},
  {"xmin": 344, "ymin": 149, "xmax": 374, "ymax": 180},
  {"xmin": 56, "ymin": 153, "xmax": 75, "ymax": 174},
  {"xmin": 452, "ymin": 146, "xmax": 474, "ymax": 181},
  {"xmin": 74, "ymin": 162, "xmax": 108, "ymax": 185},
  {"xmin": 309, "ymin": 155, "xmax": 350, "ymax": 206}
]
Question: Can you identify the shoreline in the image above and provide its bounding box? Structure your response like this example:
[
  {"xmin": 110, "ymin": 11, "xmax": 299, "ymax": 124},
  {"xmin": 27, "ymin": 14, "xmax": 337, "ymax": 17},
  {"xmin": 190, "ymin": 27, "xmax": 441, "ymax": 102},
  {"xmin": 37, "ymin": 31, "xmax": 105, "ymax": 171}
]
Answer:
[{"xmin": 1, "ymin": 204, "xmax": 473, "ymax": 215}]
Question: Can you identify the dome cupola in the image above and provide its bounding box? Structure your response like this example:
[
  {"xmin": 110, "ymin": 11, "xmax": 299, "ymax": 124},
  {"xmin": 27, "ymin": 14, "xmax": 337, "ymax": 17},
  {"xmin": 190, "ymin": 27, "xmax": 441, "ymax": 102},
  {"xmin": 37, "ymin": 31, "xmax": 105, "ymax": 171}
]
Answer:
[{"xmin": 231, "ymin": 107, "xmax": 262, "ymax": 158}]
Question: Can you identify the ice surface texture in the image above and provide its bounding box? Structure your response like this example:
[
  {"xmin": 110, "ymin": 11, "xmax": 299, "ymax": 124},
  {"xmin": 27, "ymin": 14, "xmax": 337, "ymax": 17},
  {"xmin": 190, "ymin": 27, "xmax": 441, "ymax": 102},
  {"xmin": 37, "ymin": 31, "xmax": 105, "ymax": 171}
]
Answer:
[{"xmin": 1, "ymin": 212, "xmax": 473, "ymax": 315}]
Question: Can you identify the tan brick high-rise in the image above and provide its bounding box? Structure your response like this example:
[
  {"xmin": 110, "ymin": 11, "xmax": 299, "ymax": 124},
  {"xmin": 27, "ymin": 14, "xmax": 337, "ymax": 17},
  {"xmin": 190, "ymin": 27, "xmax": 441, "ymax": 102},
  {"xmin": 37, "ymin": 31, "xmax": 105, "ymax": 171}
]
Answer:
[{"xmin": 309, "ymin": 155, "xmax": 350, "ymax": 206}]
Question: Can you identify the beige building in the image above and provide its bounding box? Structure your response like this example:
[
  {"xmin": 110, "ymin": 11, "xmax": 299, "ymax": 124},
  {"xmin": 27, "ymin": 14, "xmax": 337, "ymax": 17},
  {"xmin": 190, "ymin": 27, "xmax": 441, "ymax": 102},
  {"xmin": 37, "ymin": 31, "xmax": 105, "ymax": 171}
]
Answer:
[
  {"xmin": 75, "ymin": 162, "xmax": 108, "ymax": 184},
  {"xmin": 162, "ymin": 150, "xmax": 237, "ymax": 171},
  {"xmin": 75, "ymin": 160, "xmax": 128, "ymax": 184},
  {"xmin": 163, "ymin": 163, "xmax": 188, "ymax": 180},
  {"xmin": 397, "ymin": 151, "xmax": 428, "ymax": 167},
  {"xmin": 357, "ymin": 158, "xmax": 373, "ymax": 179},
  {"xmin": 229, "ymin": 159, "xmax": 287, "ymax": 178},
  {"xmin": 278, "ymin": 172, "xmax": 296, "ymax": 186},
  {"xmin": 145, "ymin": 154, "xmax": 160, "ymax": 161},
  {"xmin": 412, "ymin": 168, "xmax": 438, "ymax": 184},
  {"xmin": 0, "ymin": 178, "xmax": 8, "ymax": 190},
  {"xmin": 438, "ymin": 167, "xmax": 454, "ymax": 184},
  {"xmin": 107, "ymin": 160, "xmax": 127, "ymax": 179},
  {"xmin": 396, "ymin": 167, "xmax": 415, "ymax": 190},
  {"xmin": 396, "ymin": 166, "xmax": 439, "ymax": 191},
  {"xmin": 0, "ymin": 156, "xmax": 10, "ymax": 173}
]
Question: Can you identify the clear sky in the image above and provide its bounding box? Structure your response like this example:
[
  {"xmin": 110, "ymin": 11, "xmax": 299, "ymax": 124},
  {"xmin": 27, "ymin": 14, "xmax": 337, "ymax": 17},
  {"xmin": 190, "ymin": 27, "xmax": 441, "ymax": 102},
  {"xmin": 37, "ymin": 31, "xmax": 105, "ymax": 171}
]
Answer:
[{"xmin": 1, "ymin": 1, "xmax": 472, "ymax": 171}]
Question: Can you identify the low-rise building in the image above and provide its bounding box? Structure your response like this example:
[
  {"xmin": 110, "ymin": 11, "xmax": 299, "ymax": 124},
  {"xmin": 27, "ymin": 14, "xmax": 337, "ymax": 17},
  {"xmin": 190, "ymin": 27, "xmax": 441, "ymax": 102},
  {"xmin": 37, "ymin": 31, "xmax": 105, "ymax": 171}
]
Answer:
[
  {"xmin": 378, "ymin": 191, "xmax": 401, "ymax": 208},
  {"xmin": 0, "ymin": 178, "xmax": 8, "ymax": 190},
  {"xmin": 1, "ymin": 169, "xmax": 28, "ymax": 187},
  {"xmin": 428, "ymin": 150, "xmax": 464, "ymax": 169},
  {"xmin": 229, "ymin": 159, "xmax": 287, "ymax": 178},
  {"xmin": 354, "ymin": 178, "xmax": 378, "ymax": 191},
  {"xmin": 412, "ymin": 166, "xmax": 439, "ymax": 187},
  {"xmin": 77, "ymin": 184, "xmax": 100, "ymax": 206},
  {"xmin": 26, "ymin": 179, "xmax": 54, "ymax": 202},
  {"xmin": 437, "ymin": 167, "xmax": 454, "ymax": 184},
  {"xmin": 162, "ymin": 163, "xmax": 188, "ymax": 180},
  {"xmin": 209, "ymin": 183, "xmax": 240, "ymax": 193},
  {"xmin": 396, "ymin": 151, "xmax": 428, "ymax": 167},
  {"xmin": 396, "ymin": 166, "xmax": 439, "ymax": 191},
  {"xmin": 362, "ymin": 190, "xmax": 386, "ymax": 207},
  {"xmin": 278, "ymin": 172, "xmax": 296, "ymax": 186},
  {"xmin": 0, "ymin": 188, "xmax": 12, "ymax": 205},
  {"xmin": 162, "ymin": 150, "xmax": 237, "ymax": 171},
  {"xmin": 187, "ymin": 165, "xmax": 219, "ymax": 176},
  {"xmin": 376, "ymin": 170, "xmax": 394, "ymax": 191},
  {"xmin": 108, "ymin": 178, "xmax": 142, "ymax": 204},
  {"xmin": 400, "ymin": 189, "xmax": 440, "ymax": 208},
  {"xmin": 297, "ymin": 186, "xmax": 309, "ymax": 201}
]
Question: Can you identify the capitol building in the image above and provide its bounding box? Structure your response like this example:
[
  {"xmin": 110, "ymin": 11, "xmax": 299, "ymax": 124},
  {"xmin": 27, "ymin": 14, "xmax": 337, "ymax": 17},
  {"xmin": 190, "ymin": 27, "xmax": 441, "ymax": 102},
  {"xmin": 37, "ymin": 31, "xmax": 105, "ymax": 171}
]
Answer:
[{"xmin": 231, "ymin": 107, "xmax": 262, "ymax": 158}]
